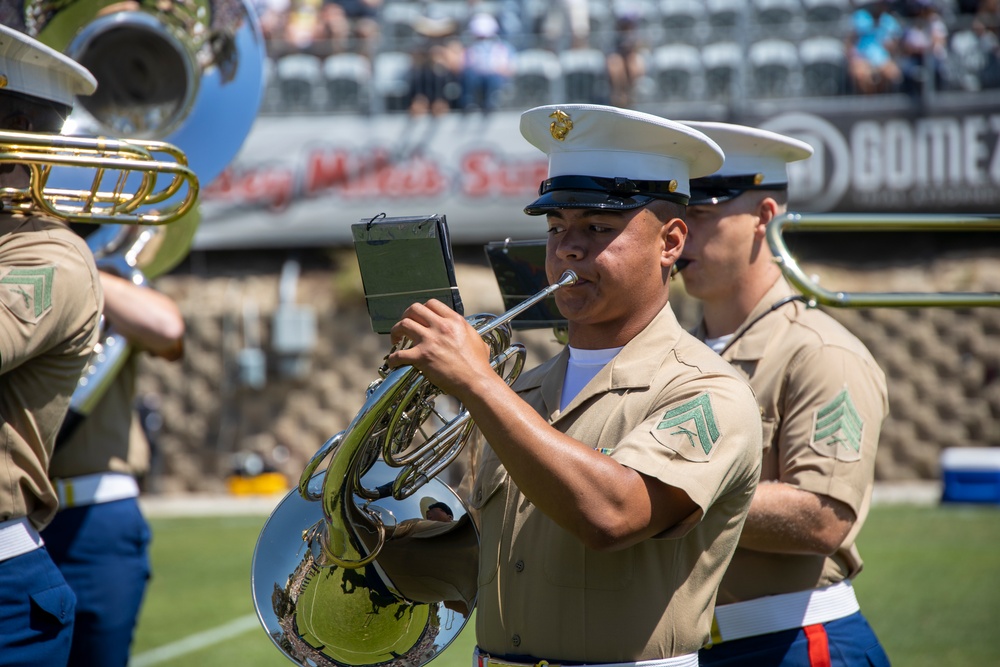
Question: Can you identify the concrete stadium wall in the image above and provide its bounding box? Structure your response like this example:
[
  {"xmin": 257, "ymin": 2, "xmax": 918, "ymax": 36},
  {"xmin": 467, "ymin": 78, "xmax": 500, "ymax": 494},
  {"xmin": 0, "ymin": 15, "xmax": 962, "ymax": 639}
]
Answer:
[{"xmin": 136, "ymin": 250, "xmax": 1000, "ymax": 494}]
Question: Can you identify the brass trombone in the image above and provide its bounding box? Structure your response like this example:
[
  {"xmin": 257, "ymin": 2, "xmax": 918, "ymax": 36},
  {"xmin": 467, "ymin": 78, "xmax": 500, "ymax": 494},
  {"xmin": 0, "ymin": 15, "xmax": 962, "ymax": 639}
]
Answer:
[
  {"xmin": 0, "ymin": 129, "xmax": 198, "ymax": 226},
  {"xmin": 766, "ymin": 213, "xmax": 1000, "ymax": 308}
]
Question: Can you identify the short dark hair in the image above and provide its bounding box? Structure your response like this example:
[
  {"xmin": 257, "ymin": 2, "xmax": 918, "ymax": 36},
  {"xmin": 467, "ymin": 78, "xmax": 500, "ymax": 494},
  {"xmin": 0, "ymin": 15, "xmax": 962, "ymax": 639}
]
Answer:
[
  {"xmin": 0, "ymin": 89, "xmax": 72, "ymax": 133},
  {"xmin": 648, "ymin": 198, "xmax": 687, "ymax": 223}
]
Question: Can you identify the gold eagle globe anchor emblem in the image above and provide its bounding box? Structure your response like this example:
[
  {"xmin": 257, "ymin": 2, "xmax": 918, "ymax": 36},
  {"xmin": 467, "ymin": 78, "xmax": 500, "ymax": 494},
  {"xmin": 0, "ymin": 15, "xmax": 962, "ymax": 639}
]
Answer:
[{"xmin": 549, "ymin": 110, "xmax": 573, "ymax": 141}]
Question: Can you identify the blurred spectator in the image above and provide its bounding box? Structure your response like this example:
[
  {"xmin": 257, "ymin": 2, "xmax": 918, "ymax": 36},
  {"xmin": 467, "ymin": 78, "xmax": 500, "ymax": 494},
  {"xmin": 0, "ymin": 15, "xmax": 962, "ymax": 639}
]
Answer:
[
  {"xmin": 254, "ymin": 0, "xmax": 291, "ymax": 49},
  {"xmin": 846, "ymin": 0, "xmax": 904, "ymax": 93},
  {"xmin": 973, "ymin": 0, "xmax": 1000, "ymax": 87},
  {"xmin": 974, "ymin": 0, "xmax": 1000, "ymax": 42},
  {"xmin": 606, "ymin": 10, "xmax": 647, "ymax": 107},
  {"xmin": 899, "ymin": 0, "xmax": 950, "ymax": 94},
  {"xmin": 408, "ymin": 39, "xmax": 464, "ymax": 116},
  {"xmin": 320, "ymin": 0, "xmax": 383, "ymax": 60},
  {"xmin": 277, "ymin": 0, "xmax": 325, "ymax": 56},
  {"xmin": 460, "ymin": 14, "xmax": 516, "ymax": 114}
]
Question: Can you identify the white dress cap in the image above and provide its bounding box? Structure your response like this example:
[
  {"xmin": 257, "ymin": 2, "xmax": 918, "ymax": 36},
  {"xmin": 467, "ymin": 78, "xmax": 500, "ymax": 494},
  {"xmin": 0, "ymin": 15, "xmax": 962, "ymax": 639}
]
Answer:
[
  {"xmin": 681, "ymin": 121, "xmax": 813, "ymax": 188},
  {"xmin": 0, "ymin": 25, "xmax": 97, "ymax": 108},
  {"xmin": 520, "ymin": 104, "xmax": 723, "ymax": 214}
]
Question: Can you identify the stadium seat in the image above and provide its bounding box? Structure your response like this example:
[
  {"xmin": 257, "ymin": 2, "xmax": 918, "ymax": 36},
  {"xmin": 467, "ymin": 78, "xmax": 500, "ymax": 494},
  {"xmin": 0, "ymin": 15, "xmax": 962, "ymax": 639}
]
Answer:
[
  {"xmin": 800, "ymin": 0, "xmax": 850, "ymax": 37},
  {"xmin": 651, "ymin": 43, "xmax": 704, "ymax": 101},
  {"xmin": 372, "ymin": 51, "xmax": 414, "ymax": 113},
  {"xmin": 799, "ymin": 36, "xmax": 848, "ymax": 97},
  {"xmin": 588, "ymin": 0, "xmax": 616, "ymax": 51},
  {"xmin": 701, "ymin": 41, "xmax": 743, "ymax": 100},
  {"xmin": 275, "ymin": 53, "xmax": 324, "ymax": 112},
  {"xmin": 659, "ymin": 0, "xmax": 701, "ymax": 30},
  {"xmin": 706, "ymin": 0, "xmax": 747, "ymax": 40},
  {"xmin": 658, "ymin": 0, "xmax": 706, "ymax": 44},
  {"xmin": 750, "ymin": 0, "xmax": 805, "ymax": 35},
  {"xmin": 323, "ymin": 53, "xmax": 372, "ymax": 113},
  {"xmin": 559, "ymin": 47, "xmax": 611, "ymax": 103},
  {"xmin": 511, "ymin": 48, "xmax": 562, "ymax": 107},
  {"xmin": 748, "ymin": 38, "xmax": 800, "ymax": 98},
  {"xmin": 800, "ymin": 0, "xmax": 850, "ymax": 24},
  {"xmin": 260, "ymin": 57, "xmax": 282, "ymax": 114}
]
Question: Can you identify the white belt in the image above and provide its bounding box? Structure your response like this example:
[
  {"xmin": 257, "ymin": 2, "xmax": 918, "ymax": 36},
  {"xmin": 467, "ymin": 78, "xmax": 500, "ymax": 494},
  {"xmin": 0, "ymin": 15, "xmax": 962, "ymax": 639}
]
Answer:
[
  {"xmin": 475, "ymin": 648, "xmax": 699, "ymax": 667},
  {"xmin": 55, "ymin": 472, "xmax": 140, "ymax": 509},
  {"xmin": 0, "ymin": 517, "xmax": 44, "ymax": 562},
  {"xmin": 710, "ymin": 581, "xmax": 860, "ymax": 644}
]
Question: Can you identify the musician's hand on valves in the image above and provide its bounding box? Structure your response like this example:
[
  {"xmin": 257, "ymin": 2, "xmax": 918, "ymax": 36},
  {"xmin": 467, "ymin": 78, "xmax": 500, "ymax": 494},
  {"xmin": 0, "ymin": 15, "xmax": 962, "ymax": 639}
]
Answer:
[{"xmin": 387, "ymin": 299, "xmax": 493, "ymax": 399}]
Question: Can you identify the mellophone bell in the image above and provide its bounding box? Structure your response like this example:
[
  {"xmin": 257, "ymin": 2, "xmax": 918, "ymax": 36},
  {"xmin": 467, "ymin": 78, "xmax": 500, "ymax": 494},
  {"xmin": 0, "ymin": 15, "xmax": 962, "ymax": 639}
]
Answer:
[{"xmin": 251, "ymin": 215, "xmax": 576, "ymax": 667}]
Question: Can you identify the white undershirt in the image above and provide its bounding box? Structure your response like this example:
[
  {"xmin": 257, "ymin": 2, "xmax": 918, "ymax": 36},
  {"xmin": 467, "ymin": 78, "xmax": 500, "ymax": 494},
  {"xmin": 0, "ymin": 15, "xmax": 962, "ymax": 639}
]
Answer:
[
  {"xmin": 560, "ymin": 345, "xmax": 623, "ymax": 411},
  {"xmin": 704, "ymin": 334, "xmax": 734, "ymax": 355}
]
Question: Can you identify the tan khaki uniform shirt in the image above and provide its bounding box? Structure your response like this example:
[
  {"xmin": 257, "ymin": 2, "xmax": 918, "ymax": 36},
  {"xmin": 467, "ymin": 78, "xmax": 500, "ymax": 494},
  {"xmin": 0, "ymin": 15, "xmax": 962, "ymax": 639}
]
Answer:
[
  {"xmin": 48, "ymin": 353, "xmax": 150, "ymax": 479},
  {"xmin": 0, "ymin": 213, "xmax": 102, "ymax": 530},
  {"xmin": 698, "ymin": 277, "xmax": 888, "ymax": 604},
  {"xmin": 471, "ymin": 305, "xmax": 763, "ymax": 662}
]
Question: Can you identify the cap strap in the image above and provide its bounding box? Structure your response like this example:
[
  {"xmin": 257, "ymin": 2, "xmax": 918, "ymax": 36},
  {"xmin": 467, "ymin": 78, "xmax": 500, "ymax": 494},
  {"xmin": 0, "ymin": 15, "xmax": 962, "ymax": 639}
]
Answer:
[{"xmin": 539, "ymin": 175, "xmax": 688, "ymax": 205}]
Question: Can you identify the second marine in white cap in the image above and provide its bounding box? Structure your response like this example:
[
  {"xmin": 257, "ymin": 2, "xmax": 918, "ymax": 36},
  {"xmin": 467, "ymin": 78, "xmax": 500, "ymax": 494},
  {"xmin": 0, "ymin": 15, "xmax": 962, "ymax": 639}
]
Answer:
[
  {"xmin": 676, "ymin": 121, "xmax": 891, "ymax": 667},
  {"xmin": 680, "ymin": 121, "xmax": 814, "ymax": 206}
]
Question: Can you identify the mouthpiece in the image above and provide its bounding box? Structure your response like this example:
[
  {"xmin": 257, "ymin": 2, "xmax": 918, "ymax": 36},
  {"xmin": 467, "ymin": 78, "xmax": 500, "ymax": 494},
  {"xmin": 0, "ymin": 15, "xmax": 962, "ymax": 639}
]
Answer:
[{"xmin": 558, "ymin": 270, "xmax": 578, "ymax": 287}]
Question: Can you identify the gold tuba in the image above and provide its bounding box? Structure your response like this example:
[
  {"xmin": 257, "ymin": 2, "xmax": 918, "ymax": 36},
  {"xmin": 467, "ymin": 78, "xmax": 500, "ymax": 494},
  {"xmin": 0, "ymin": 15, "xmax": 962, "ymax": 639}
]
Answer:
[
  {"xmin": 7, "ymin": 0, "xmax": 267, "ymax": 440},
  {"xmin": 251, "ymin": 271, "xmax": 578, "ymax": 667}
]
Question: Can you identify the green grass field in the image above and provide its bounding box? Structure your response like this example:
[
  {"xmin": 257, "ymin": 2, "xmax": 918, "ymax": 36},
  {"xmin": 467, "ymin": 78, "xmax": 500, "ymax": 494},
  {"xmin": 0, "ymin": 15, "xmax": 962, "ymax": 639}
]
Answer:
[{"xmin": 130, "ymin": 503, "xmax": 1000, "ymax": 667}]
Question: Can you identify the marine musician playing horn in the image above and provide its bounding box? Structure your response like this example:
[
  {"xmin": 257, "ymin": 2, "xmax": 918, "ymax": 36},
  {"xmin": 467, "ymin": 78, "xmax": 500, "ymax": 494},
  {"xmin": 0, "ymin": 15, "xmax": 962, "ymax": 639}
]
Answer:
[
  {"xmin": 387, "ymin": 104, "xmax": 764, "ymax": 667},
  {"xmin": 677, "ymin": 121, "xmax": 891, "ymax": 667},
  {"xmin": 0, "ymin": 25, "xmax": 103, "ymax": 665}
]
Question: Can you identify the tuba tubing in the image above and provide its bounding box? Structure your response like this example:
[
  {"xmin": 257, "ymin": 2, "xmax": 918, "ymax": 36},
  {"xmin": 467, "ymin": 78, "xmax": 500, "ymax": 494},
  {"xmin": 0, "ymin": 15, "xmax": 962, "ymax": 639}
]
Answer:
[
  {"xmin": 251, "ymin": 270, "xmax": 577, "ymax": 667},
  {"xmin": 766, "ymin": 212, "xmax": 1000, "ymax": 308},
  {"xmin": 0, "ymin": 129, "xmax": 199, "ymax": 225}
]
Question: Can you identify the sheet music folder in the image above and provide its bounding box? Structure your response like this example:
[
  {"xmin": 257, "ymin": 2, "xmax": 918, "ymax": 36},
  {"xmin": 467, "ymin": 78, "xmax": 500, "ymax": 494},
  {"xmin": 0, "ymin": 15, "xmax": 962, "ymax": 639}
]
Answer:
[
  {"xmin": 352, "ymin": 214, "xmax": 463, "ymax": 334},
  {"xmin": 483, "ymin": 238, "xmax": 567, "ymax": 331}
]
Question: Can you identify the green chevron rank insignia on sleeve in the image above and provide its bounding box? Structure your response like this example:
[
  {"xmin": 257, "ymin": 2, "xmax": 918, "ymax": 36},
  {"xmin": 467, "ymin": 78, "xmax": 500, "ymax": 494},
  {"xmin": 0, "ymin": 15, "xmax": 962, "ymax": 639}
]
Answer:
[
  {"xmin": 0, "ymin": 266, "xmax": 56, "ymax": 323},
  {"xmin": 811, "ymin": 389, "xmax": 864, "ymax": 461},
  {"xmin": 656, "ymin": 393, "xmax": 720, "ymax": 456}
]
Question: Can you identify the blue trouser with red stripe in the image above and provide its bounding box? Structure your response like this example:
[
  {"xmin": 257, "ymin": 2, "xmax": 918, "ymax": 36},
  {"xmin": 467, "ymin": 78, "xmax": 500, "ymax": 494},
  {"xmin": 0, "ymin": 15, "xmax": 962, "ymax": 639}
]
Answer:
[
  {"xmin": 698, "ymin": 612, "xmax": 891, "ymax": 667},
  {"xmin": 41, "ymin": 498, "xmax": 151, "ymax": 667}
]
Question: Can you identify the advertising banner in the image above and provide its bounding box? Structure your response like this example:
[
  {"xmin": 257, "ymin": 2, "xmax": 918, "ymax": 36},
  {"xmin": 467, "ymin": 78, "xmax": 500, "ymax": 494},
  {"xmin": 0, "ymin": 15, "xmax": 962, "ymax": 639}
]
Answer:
[{"xmin": 195, "ymin": 100, "xmax": 1000, "ymax": 249}]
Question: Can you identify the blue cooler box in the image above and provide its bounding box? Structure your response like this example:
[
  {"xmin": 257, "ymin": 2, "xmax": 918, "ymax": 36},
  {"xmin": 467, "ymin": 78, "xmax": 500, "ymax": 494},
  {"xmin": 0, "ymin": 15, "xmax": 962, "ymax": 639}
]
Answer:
[{"xmin": 940, "ymin": 447, "xmax": 1000, "ymax": 504}]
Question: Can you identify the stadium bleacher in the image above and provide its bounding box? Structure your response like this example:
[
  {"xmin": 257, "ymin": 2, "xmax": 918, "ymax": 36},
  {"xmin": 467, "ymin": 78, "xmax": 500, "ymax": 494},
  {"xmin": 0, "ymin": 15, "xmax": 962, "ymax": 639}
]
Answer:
[{"xmin": 256, "ymin": 0, "xmax": 1000, "ymax": 115}]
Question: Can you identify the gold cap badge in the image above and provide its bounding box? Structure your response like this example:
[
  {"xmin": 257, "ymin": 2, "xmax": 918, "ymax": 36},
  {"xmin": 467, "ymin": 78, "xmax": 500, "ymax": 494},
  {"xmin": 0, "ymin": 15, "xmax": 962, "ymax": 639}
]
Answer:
[{"xmin": 549, "ymin": 110, "xmax": 573, "ymax": 141}]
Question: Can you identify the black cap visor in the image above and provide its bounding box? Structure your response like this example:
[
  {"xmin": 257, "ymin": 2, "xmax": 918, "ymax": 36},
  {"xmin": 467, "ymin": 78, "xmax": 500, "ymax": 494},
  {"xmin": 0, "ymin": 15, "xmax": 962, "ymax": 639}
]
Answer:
[
  {"xmin": 524, "ymin": 175, "xmax": 688, "ymax": 216},
  {"xmin": 688, "ymin": 174, "xmax": 787, "ymax": 206}
]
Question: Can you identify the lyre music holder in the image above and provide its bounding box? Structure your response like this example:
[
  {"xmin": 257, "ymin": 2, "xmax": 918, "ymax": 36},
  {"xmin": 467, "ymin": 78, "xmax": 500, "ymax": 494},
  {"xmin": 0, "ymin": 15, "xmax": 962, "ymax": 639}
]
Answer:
[
  {"xmin": 352, "ymin": 213, "xmax": 464, "ymax": 334},
  {"xmin": 484, "ymin": 238, "xmax": 567, "ymax": 331}
]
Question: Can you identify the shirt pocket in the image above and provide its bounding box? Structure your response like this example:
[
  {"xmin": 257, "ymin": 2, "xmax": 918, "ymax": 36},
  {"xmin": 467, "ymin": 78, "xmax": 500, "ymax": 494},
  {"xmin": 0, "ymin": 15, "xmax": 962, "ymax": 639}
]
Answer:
[
  {"xmin": 543, "ymin": 539, "xmax": 635, "ymax": 591},
  {"xmin": 470, "ymin": 460, "xmax": 507, "ymax": 587}
]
